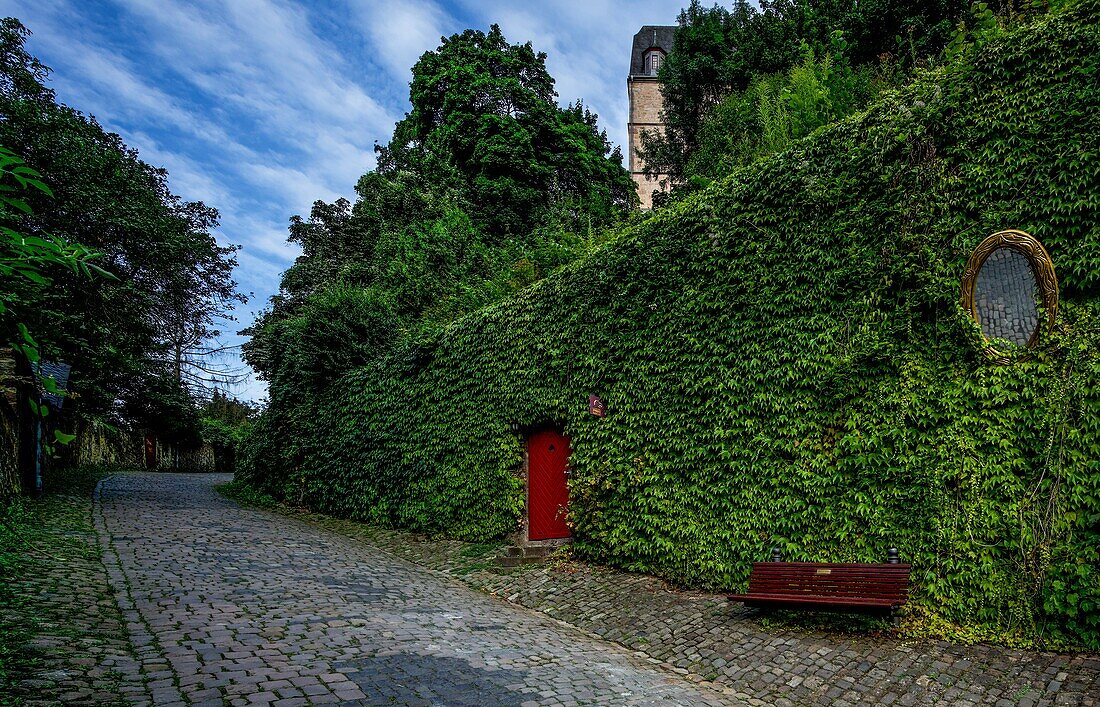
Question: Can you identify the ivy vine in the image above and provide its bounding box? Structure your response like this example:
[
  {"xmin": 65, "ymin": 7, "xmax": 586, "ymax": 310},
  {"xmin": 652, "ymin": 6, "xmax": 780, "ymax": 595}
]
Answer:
[{"xmin": 240, "ymin": 2, "xmax": 1100, "ymax": 648}]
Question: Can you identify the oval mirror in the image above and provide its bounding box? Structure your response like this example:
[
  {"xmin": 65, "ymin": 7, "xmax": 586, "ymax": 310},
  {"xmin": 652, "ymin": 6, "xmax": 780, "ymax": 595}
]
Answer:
[{"xmin": 960, "ymin": 230, "xmax": 1058, "ymax": 362}]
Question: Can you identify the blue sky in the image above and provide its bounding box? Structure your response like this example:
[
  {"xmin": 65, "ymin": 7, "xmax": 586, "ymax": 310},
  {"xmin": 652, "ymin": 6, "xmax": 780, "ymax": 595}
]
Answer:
[{"xmin": 0, "ymin": 0, "xmax": 687, "ymax": 401}]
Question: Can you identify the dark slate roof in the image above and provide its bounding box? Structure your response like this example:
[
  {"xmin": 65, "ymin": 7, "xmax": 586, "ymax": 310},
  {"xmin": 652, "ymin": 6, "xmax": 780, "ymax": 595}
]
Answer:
[
  {"xmin": 630, "ymin": 25, "xmax": 676, "ymax": 76},
  {"xmin": 33, "ymin": 360, "xmax": 71, "ymax": 408}
]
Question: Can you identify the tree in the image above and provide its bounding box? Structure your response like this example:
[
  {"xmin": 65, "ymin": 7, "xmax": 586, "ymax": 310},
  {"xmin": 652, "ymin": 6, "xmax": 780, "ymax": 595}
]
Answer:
[
  {"xmin": 0, "ymin": 145, "xmax": 105, "ymax": 366},
  {"xmin": 198, "ymin": 390, "xmax": 257, "ymax": 472},
  {"xmin": 391, "ymin": 24, "xmax": 635, "ymax": 237},
  {"xmin": 803, "ymin": 0, "xmax": 969, "ymax": 65},
  {"xmin": 245, "ymin": 24, "xmax": 635, "ymax": 388},
  {"xmin": 151, "ymin": 199, "xmax": 248, "ymax": 398},
  {"xmin": 640, "ymin": 0, "xmax": 970, "ymax": 190},
  {"xmin": 0, "ymin": 18, "xmax": 245, "ymax": 437},
  {"xmin": 639, "ymin": 1, "xmax": 805, "ymax": 185}
]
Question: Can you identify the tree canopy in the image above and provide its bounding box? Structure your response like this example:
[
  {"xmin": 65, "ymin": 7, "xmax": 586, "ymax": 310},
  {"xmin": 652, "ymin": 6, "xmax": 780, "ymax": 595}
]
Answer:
[
  {"xmin": 0, "ymin": 18, "xmax": 245, "ymax": 441},
  {"xmin": 244, "ymin": 25, "xmax": 635, "ymax": 398},
  {"xmin": 639, "ymin": 0, "xmax": 972, "ymax": 193}
]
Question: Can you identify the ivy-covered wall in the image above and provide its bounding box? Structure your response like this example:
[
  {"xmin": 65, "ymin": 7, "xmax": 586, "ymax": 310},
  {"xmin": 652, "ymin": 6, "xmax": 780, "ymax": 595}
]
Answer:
[{"xmin": 241, "ymin": 3, "xmax": 1100, "ymax": 646}]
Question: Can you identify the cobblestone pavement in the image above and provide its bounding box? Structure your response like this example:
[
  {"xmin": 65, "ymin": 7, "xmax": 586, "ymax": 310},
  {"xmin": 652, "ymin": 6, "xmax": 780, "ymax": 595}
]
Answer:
[
  {"xmin": 3, "ymin": 475, "xmax": 143, "ymax": 706},
  {"xmin": 308, "ymin": 514, "xmax": 1100, "ymax": 707},
  {"xmin": 94, "ymin": 472, "xmax": 737, "ymax": 706}
]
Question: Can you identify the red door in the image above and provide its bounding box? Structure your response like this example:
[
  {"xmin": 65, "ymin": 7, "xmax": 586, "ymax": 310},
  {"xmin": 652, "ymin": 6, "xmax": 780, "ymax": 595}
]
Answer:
[
  {"xmin": 144, "ymin": 433, "xmax": 157, "ymax": 468},
  {"xmin": 528, "ymin": 428, "xmax": 571, "ymax": 540}
]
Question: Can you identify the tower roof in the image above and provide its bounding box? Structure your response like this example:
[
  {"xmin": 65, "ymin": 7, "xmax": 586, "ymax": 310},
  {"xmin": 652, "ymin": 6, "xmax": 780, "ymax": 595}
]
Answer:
[{"xmin": 630, "ymin": 25, "xmax": 676, "ymax": 77}]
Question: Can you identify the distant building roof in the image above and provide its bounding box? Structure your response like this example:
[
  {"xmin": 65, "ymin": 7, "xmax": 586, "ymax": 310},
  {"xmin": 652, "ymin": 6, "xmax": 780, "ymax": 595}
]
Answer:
[
  {"xmin": 630, "ymin": 25, "xmax": 676, "ymax": 77},
  {"xmin": 33, "ymin": 360, "xmax": 71, "ymax": 408}
]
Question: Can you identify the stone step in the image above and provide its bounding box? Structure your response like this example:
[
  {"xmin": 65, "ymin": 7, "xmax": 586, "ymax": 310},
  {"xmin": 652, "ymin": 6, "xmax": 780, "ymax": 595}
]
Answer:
[
  {"xmin": 498, "ymin": 544, "xmax": 560, "ymax": 566},
  {"xmin": 503, "ymin": 545, "xmax": 555, "ymax": 558},
  {"xmin": 497, "ymin": 554, "xmax": 537, "ymax": 568}
]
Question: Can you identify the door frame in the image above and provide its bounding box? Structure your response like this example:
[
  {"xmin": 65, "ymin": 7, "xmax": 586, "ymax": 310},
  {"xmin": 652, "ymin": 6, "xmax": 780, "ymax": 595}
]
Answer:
[{"xmin": 516, "ymin": 424, "xmax": 573, "ymax": 546}]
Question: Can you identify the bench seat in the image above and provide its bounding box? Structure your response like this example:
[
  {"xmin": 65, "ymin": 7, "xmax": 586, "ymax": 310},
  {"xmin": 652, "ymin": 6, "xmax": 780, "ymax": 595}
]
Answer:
[
  {"xmin": 729, "ymin": 561, "xmax": 911, "ymax": 615},
  {"xmin": 727, "ymin": 593, "xmax": 898, "ymax": 609}
]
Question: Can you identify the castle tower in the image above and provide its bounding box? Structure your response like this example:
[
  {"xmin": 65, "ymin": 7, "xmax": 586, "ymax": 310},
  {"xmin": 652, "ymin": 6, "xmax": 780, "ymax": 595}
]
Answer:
[{"xmin": 627, "ymin": 25, "xmax": 675, "ymax": 210}]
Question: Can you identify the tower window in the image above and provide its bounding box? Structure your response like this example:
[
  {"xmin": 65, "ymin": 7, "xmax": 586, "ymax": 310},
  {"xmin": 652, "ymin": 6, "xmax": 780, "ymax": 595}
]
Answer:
[{"xmin": 645, "ymin": 50, "xmax": 663, "ymax": 76}]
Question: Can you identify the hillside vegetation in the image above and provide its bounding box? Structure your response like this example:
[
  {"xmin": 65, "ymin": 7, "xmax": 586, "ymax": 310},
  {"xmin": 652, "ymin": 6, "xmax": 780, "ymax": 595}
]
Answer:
[{"xmin": 240, "ymin": 1, "xmax": 1100, "ymax": 647}]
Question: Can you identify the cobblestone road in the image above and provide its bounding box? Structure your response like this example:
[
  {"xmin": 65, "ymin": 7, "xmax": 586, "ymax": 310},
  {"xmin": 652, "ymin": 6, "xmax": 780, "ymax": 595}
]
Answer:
[
  {"xmin": 94, "ymin": 472, "xmax": 735, "ymax": 706},
  {"xmin": 300, "ymin": 502, "xmax": 1100, "ymax": 707}
]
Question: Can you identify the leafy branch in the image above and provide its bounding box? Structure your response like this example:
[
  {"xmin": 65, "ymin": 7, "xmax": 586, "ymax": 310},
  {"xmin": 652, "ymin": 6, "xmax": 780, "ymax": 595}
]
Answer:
[{"xmin": 0, "ymin": 145, "xmax": 111, "ymax": 364}]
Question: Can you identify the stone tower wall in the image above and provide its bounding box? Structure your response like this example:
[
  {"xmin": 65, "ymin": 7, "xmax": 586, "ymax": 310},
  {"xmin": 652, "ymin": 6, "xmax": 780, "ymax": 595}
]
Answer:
[{"xmin": 627, "ymin": 76, "xmax": 668, "ymax": 210}]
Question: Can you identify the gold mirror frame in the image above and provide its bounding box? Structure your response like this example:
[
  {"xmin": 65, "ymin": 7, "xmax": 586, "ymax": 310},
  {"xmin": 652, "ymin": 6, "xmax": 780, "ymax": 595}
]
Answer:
[{"xmin": 960, "ymin": 229, "xmax": 1058, "ymax": 363}]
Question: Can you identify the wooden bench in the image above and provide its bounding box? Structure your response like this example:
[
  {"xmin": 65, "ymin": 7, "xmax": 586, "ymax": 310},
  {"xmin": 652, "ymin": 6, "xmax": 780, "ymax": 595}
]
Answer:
[{"xmin": 728, "ymin": 551, "xmax": 911, "ymax": 618}]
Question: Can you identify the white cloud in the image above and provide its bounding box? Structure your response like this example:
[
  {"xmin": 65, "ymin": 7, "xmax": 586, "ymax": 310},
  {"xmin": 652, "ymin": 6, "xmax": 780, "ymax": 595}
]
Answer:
[
  {"xmin": 351, "ymin": 0, "xmax": 452, "ymax": 83},
  {"xmin": 124, "ymin": 131, "xmax": 240, "ymax": 209},
  {"xmin": 232, "ymin": 215, "xmax": 300, "ymax": 261},
  {"xmin": 113, "ymin": 0, "xmax": 392, "ymax": 186}
]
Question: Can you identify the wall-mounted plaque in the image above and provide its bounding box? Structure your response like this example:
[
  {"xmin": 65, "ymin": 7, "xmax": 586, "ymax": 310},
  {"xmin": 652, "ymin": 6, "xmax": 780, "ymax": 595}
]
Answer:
[
  {"xmin": 588, "ymin": 395, "xmax": 606, "ymax": 418},
  {"xmin": 960, "ymin": 229, "xmax": 1058, "ymax": 363}
]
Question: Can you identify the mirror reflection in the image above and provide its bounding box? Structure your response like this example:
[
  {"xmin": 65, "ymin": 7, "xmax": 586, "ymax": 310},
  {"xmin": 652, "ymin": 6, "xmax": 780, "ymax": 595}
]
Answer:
[{"xmin": 973, "ymin": 247, "xmax": 1040, "ymax": 347}]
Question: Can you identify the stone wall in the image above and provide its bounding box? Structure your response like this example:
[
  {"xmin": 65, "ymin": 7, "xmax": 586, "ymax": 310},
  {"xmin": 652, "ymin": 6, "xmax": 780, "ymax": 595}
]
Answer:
[
  {"xmin": 67, "ymin": 420, "xmax": 221, "ymax": 473},
  {"xmin": 68, "ymin": 419, "xmax": 143, "ymax": 469},
  {"xmin": 0, "ymin": 390, "xmax": 22, "ymax": 497},
  {"xmin": 0, "ymin": 348, "xmax": 27, "ymax": 497},
  {"xmin": 627, "ymin": 76, "xmax": 670, "ymax": 210},
  {"xmin": 150, "ymin": 437, "xmax": 218, "ymax": 473},
  {"xmin": 0, "ymin": 348, "xmax": 226, "ymax": 494}
]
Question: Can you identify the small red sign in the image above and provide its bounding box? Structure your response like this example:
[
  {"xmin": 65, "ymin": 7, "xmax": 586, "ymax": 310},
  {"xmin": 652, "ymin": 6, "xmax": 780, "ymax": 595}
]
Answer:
[{"xmin": 588, "ymin": 395, "xmax": 606, "ymax": 418}]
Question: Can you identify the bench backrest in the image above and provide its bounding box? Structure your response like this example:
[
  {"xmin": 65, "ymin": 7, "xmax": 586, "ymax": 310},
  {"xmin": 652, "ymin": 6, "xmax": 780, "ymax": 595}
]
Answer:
[{"xmin": 747, "ymin": 562, "xmax": 911, "ymax": 601}]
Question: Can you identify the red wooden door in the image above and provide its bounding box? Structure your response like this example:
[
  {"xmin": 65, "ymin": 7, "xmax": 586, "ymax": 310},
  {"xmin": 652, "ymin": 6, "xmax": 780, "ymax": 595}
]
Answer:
[
  {"xmin": 528, "ymin": 428, "xmax": 571, "ymax": 540},
  {"xmin": 144, "ymin": 433, "xmax": 157, "ymax": 468}
]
